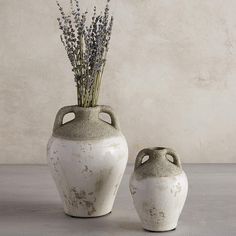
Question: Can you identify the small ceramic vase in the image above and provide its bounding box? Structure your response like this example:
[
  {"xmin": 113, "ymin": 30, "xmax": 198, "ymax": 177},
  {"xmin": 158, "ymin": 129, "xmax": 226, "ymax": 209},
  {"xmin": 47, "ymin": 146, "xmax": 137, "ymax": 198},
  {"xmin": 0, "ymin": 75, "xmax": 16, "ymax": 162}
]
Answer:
[
  {"xmin": 129, "ymin": 147, "xmax": 188, "ymax": 231},
  {"xmin": 47, "ymin": 105, "xmax": 128, "ymax": 217}
]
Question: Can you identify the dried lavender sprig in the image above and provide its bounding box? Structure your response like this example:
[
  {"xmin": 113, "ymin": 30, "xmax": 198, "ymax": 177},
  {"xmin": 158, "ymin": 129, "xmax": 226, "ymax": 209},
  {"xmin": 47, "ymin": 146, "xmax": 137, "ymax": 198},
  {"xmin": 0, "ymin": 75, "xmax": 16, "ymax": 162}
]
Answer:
[{"xmin": 56, "ymin": 0, "xmax": 113, "ymax": 107}]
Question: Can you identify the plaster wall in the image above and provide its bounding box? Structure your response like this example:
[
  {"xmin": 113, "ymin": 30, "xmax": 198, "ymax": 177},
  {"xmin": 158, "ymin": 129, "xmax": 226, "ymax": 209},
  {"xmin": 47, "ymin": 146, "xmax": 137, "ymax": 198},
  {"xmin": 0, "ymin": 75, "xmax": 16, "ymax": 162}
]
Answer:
[{"xmin": 0, "ymin": 0, "xmax": 236, "ymax": 163}]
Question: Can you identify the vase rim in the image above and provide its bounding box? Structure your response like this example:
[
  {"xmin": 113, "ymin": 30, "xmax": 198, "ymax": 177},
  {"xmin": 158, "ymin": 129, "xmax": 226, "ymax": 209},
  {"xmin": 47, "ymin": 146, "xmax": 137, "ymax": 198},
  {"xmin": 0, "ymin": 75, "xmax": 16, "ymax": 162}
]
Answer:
[{"xmin": 68, "ymin": 105, "xmax": 101, "ymax": 111}]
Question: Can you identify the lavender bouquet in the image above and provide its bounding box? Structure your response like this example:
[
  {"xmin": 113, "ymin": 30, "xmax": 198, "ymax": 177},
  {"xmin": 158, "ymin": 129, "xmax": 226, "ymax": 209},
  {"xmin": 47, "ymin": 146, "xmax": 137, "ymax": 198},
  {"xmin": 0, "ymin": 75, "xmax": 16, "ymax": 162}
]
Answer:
[{"xmin": 57, "ymin": 0, "xmax": 113, "ymax": 107}]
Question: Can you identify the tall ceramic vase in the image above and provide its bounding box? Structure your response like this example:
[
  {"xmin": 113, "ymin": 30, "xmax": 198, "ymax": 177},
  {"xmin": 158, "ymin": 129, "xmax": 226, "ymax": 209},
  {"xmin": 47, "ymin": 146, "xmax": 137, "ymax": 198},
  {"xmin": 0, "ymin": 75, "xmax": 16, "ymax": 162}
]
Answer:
[
  {"xmin": 47, "ymin": 105, "xmax": 128, "ymax": 217},
  {"xmin": 129, "ymin": 147, "xmax": 188, "ymax": 231}
]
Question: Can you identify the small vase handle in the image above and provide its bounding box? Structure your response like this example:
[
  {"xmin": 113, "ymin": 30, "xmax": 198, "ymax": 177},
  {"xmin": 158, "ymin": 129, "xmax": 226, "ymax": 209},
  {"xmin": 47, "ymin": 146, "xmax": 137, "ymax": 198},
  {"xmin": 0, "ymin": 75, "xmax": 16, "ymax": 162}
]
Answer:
[
  {"xmin": 165, "ymin": 148, "xmax": 182, "ymax": 169},
  {"xmin": 99, "ymin": 105, "xmax": 120, "ymax": 130},
  {"xmin": 53, "ymin": 105, "xmax": 77, "ymax": 132},
  {"xmin": 135, "ymin": 148, "xmax": 152, "ymax": 170}
]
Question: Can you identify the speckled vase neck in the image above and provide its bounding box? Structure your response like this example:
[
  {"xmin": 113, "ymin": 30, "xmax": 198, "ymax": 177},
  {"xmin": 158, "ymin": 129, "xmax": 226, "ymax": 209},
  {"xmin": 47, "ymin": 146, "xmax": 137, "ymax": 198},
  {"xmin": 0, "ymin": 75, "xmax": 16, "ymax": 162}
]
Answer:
[
  {"xmin": 134, "ymin": 147, "xmax": 182, "ymax": 179},
  {"xmin": 52, "ymin": 105, "xmax": 121, "ymax": 140},
  {"xmin": 71, "ymin": 106, "xmax": 100, "ymax": 121}
]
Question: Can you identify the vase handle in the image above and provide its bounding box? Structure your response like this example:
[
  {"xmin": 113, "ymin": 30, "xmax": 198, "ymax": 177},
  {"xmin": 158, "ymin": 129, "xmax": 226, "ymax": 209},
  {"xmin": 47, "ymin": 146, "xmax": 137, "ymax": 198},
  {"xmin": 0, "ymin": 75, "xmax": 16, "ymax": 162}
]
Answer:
[
  {"xmin": 99, "ymin": 105, "xmax": 120, "ymax": 130},
  {"xmin": 53, "ymin": 105, "xmax": 77, "ymax": 132},
  {"xmin": 135, "ymin": 148, "xmax": 152, "ymax": 170},
  {"xmin": 165, "ymin": 148, "xmax": 182, "ymax": 169}
]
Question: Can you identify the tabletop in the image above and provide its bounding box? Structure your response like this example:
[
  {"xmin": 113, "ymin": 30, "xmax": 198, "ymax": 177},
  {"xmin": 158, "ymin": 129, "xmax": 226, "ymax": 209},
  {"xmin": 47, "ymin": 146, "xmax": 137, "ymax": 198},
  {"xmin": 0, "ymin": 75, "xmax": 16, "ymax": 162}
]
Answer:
[{"xmin": 0, "ymin": 164, "xmax": 235, "ymax": 236}]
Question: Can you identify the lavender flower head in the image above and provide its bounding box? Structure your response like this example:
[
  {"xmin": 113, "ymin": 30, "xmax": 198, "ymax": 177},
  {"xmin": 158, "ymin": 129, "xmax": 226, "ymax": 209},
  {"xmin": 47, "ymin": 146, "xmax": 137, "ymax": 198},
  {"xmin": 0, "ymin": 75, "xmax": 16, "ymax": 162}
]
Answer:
[{"xmin": 57, "ymin": 0, "xmax": 113, "ymax": 107}]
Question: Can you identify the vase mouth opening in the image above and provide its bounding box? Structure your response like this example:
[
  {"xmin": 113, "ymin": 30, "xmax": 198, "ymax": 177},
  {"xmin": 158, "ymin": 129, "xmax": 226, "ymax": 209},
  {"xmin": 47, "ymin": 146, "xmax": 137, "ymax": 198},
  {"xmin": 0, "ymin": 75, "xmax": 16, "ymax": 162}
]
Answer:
[
  {"xmin": 152, "ymin": 147, "xmax": 166, "ymax": 151},
  {"xmin": 151, "ymin": 147, "xmax": 168, "ymax": 157},
  {"xmin": 76, "ymin": 105, "xmax": 100, "ymax": 110}
]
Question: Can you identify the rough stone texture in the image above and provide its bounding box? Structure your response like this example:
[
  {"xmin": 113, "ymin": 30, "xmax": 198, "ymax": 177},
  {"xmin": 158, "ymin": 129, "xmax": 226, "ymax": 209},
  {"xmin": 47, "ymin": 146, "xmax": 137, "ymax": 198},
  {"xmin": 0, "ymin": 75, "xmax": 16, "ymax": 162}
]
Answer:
[
  {"xmin": 1, "ymin": 0, "xmax": 236, "ymax": 163},
  {"xmin": 133, "ymin": 147, "xmax": 182, "ymax": 179},
  {"xmin": 0, "ymin": 164, "xmax": 235, "ymax": 235},
  {"xmin": 53, "ymin": 105, "xmax": 120, "ymax": 140}
]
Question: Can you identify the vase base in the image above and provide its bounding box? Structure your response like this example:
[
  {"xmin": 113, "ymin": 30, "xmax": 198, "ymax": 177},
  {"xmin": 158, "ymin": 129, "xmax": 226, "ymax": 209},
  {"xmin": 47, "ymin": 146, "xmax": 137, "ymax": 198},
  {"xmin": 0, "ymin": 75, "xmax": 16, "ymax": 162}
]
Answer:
[
  {"xmin": 64, "ymin": 211, "xmax": 112, "ymax": 218},
  {"xmin": 143, "ymin": 226, "xmax": 176, "ymax": 232}
]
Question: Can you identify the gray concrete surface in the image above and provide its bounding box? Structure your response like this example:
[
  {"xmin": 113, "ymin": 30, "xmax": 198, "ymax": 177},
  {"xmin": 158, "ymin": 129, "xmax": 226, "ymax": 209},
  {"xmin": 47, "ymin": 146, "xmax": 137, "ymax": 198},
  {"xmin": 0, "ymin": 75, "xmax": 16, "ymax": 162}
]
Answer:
[{"xmin": 0, "ymin": 164, "xmax": 235, "ymax": 236}]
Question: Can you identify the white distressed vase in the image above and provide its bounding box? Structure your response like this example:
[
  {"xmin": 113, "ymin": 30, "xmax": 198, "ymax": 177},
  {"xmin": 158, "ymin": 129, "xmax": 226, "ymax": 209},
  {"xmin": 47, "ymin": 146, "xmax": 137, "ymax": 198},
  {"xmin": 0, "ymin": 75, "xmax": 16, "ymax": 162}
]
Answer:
[
  {"xmin": 129, "ymin": 147, "xmax": 188, "ymax": 231},
  {"xmin": 47, "ymin": 105, "xmax": 128, "ymax": 217}
]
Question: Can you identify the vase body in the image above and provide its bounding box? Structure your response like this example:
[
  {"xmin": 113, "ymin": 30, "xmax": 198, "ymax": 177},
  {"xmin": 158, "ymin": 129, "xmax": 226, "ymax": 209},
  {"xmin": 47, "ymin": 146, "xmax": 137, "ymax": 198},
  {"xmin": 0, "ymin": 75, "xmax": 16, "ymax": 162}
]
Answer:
[
  {"xmin": 47, "ymin": 105, "xmax": 128, "ymax": 217},
  {"xmin": 129, "ymin": 147, "xmax": 188, "ymax": 231}
]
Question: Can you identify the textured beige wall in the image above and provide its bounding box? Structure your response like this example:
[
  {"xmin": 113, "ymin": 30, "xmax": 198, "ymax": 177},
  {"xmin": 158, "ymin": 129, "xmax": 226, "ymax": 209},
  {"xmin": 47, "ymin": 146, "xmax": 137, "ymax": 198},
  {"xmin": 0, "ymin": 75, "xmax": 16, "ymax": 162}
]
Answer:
[{"xmin": 1, "ymin": 0, "xmax": 236, "ymax": 164}]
